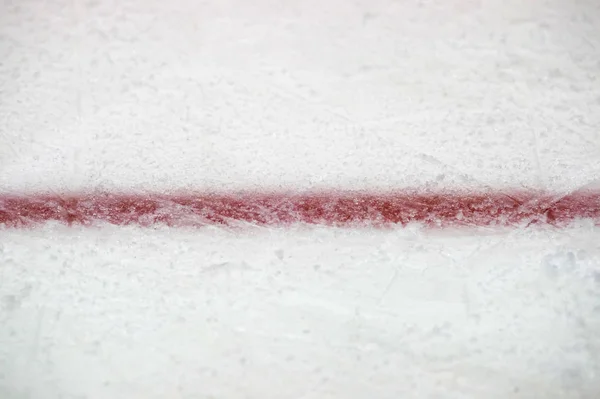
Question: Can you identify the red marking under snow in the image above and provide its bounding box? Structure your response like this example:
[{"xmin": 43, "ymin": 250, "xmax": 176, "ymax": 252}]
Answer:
[{"xmin": 0, "ymin": 191, "xmax": 599, "ymax": 229}]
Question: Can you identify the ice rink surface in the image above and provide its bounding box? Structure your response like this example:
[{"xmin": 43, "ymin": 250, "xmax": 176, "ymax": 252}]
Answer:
[{"xmin": 1, "ymin": 0, "xmax": 600, "ymax": 398}]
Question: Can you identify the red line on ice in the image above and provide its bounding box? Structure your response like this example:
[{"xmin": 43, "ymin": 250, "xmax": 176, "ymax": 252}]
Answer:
[{"xmin": 0, "ymin": 190, "xmax": 599, "ymax": 229}]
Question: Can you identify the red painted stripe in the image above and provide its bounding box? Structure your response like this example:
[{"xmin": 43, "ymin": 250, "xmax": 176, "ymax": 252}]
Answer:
[{"xmin": 0, "ymin": 190, "xmax": 599, "ymax": 228}]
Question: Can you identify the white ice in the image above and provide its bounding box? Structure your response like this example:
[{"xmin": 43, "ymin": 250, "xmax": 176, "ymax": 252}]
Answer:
[{"xmin": 1, "ymin": 0, "xmax": 600, "ymax": 398}]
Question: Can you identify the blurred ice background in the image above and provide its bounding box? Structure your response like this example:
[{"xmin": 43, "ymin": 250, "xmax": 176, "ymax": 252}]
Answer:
[{"xmin": 1, "ymin": 0, "xmax": 600, "ymax": 397}]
